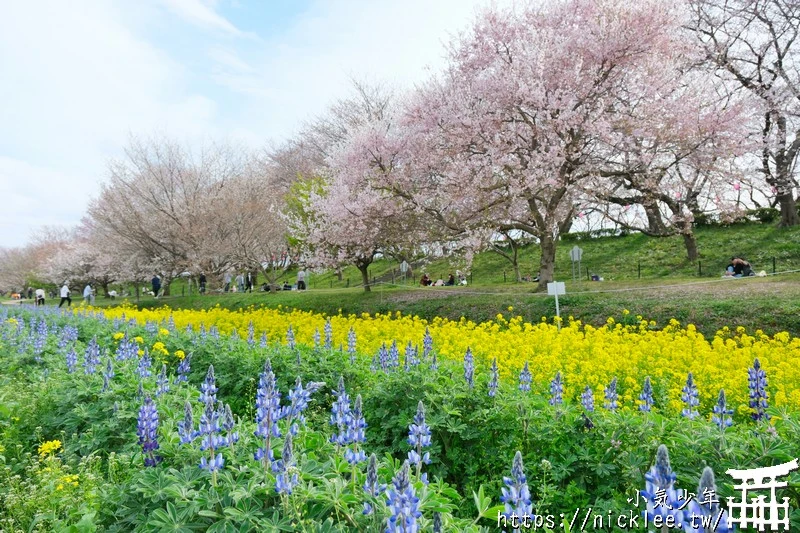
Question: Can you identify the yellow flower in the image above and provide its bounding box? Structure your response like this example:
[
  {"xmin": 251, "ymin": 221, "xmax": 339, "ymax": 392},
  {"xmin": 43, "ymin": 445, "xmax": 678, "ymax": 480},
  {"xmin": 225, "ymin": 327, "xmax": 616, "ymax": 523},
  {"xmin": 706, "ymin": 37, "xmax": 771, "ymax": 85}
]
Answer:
[
  {"xmin": 134, "ymin": 336, "xmax": 144, "ymax": 344},
  {"xmin": 56, "ymin": 484, "xmax": 64, "ymax": 491},
  {"xmin": 158, "ymin": 328, "xmax": 170, "ymax": 336},
  {"xmin": 38, "ymin": 440, "xmax": 62, "ymax": 457},
  {"xmin": 174, "ymin": 350, "xmax": 186, "ymax": 360},
  {"xmin": 507, "ymin": 306, "xmax": 514, "ymax": 312},
  {"xmin": 137, "ymin": 349, "xmax": 144, "ymax": 356},
  {"xmin": 113, "ymin": 332, "xmax": 125, "ymax": 341}
]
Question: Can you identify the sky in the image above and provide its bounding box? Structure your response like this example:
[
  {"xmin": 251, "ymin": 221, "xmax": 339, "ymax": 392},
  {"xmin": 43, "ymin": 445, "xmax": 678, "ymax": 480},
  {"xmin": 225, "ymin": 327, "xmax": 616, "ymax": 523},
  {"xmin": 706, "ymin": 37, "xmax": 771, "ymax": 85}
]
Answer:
[{"xmin": 0, "ymin": 0, "xmax": 514, "ymax": 248}]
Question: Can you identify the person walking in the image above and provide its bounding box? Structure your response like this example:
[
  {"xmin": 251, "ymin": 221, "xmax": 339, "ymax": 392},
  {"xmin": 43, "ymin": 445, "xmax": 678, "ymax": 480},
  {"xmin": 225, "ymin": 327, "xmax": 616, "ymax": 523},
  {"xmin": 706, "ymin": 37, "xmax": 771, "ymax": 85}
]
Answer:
[
  {"xmin": 58, "ymin": 283, "xmax": 71, "ymax": 308},
  {"xmin": 199, "ymin": 273, "xmax": 207, "ymax": 294},
  {"xmin": 83, "ymin": 283, "xmax": 94, "ymax": 305},
  {"xmin": 151, "ymin": 275, "xmax": 161, "ymax": 298},
  {"xmin": 223, "ymin": 272, "xmax": 232, "ymax": 292},
  {"xmin": 245, "ymin": 271, "xmax": 253, "ymax": 293},
  {"xmin": 297, "ymin": 268, "xmax": 306, "ymax": 291},
  {"xmin": 235, "ymin": 273, "xmax": 245, "ymax": 293}
]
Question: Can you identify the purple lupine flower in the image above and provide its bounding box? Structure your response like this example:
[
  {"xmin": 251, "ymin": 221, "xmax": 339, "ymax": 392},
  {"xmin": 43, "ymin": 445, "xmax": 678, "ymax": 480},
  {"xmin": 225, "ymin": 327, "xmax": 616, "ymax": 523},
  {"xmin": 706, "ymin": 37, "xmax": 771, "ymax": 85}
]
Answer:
[
  {"xmin": 422, "ymin": 327, "xmax": 433, "ymax": 361},
  {"xmin": 313, "ymin": 328, "xmax": 321, "ymax": 349},
  {"xmin": 286, "ymin": 325, "xmax": 295, "ymax": 350},
  {"xmin": 488, "ymin": 357, "xmax": 499, "ymax": 398},
  {"xmin": 748, "ymin": 358, "xmax": 769, "ymax": 421},
  {"xmin": 348, "ymin": 327, "xmax": 357, "ymax": 365},
  {"xmin": 404, "ymin": 341, "xmax": 419, "ymax": 371},
  {"xmin": 102, "ymin": 373, "xmax": 110, "ymax": 392},
  {"xmin": 222, "ymin": 403, "xmax": 239, "ymax": 446},
  {"xmin": 247, "ymin": 321, "xmax": 255, "ymax": 346},
  {"xmin": 385, "ymin": 461, "xmax": 421, "ymax": 533},
  {"xmin": 167, "ymin": 315, "xmax": 175, "ymax": 331},
  {"xmin": 145, "ymin": 321, "xmax": 158, "ymax": 334},
  {"xmin": 209, "ymin": 325, "xmax": 219, "ymax": 339},
  {"xmin": 84, "ymin": 337, "xmax": 101, "ymax": 375},
  {"xmin": 198, "ymin": 401, "xmax": 226, "ymax": 478},
  {"xmin": 260, "ymin": 332, "xmax": 268, "ymax": 348},
  {"xmin": 407, "ymin": 400, "xmax": 431, "ymax": 483},
  {"xmin": 685, "ymin": 467, "xmax": 732, "ymax": 533},
  {"xmin": 500, "ymin": 451, "xmax": 533, "ymax": 529},
  {"xmin": 388, "ymin": 340, "xmax": 400, "ymax": 370},
  {"xmin": 185, "ymin": 323, "xmax": 193, "ymax": 334},
  {"xmin": 137, "ymin": 348, "xmax": 152, "ymax": 379},
  {"xmin": 156, "ymin": 364, "xmax": 170, "ymax": 397},
  {"xmin": 282, "ymin": 377, "xmax": 324, "ymax": 435},
  {"xmin": 137, "ymin": 395, "xmax": 162, "ymax": 467},
  {"xmin": 344, "ymin": 394, "xmax": 367, "ymax": 465},
  {"xmin": 464, "ymin": 347, "xmax": 474, "ymax": 388},
  {"xmin": 604, "ymin": 377, "xmax": 619, "ymax": 411},
  {"xmin": 176, "ymin": 353, "xmax": 192, "ymax": 383},
  {"xmin": 330, "ymin": 376, "xmax": 351, "ymax": 447},
  {"xmin": 178, "ymin": 401, "xmax": 198, "ymax": 444},
  {"xmin": 681, "ymin": 372, "xmax": 699, "ymax": 420},
  {"xmin": 199, "ymin": 365, "xmax": 218, "ymax": 406},
  {"xmin": 430, "ymin": 351, "xmax": 438, "ymax": 372},
  {"xmin": 640, "ymin": 445, "xmax": 688, "ymax": 528},
  {"xmin": 231, "ymin": 327, "xmax": 239, "ymax": 342},
  {"xmin": 549, "ymin": 372, "xmax": 563, "ymax": 406},
  {"xmin": 711, "ymin": 389, "xmax": 733, "ymax": 430},
  {"xmin": 519, "ymin": 362, "xmax": 532, "ymax": 392},
  {"xmin": 639, "ymin": 376, "xmax": 653, "ymax": 412},
  {"xmin": 378, "ymin": 343, "xmax": 389, "ymax": 372},
  {"xmin": 324, "ymin": 318, "xmax": 332, "ymax": 350},
  {"xmin": 104, "ymin": 357, "xmax": 115, "ymax": 380},
  {"xmin": 254, "ymin": 360, "xmax": 283, "ymax": 466},
  {"xmin": 272, "ymin": 433, "xmax": 299, "ymax": 495},
  {"xmin": 362, "ymin": 453, "xmax": 386, "ymax": 515},
  {"xmin": 65, "ymin": 348, "xmax": 77, "ymax": 373},
  {"xmin": 581, "ymin": 386, "xmax": 594, "ymax": 412}
]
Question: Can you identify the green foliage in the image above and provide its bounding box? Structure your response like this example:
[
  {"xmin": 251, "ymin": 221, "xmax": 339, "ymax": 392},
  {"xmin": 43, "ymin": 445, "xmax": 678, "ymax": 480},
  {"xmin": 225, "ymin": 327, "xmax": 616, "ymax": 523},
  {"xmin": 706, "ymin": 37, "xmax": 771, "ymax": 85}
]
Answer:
[{"xmin": 1, "ymin": 308, "xmax": 799, "ymax": 530}]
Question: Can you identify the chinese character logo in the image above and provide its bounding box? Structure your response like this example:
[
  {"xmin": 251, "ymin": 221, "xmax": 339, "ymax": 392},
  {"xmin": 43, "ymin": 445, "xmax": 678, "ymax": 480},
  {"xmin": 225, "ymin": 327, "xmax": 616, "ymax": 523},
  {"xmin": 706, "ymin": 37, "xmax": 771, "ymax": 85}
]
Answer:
[{"xmin": 726, "ymin": 459, "xmax": 799, "ymax": 531}]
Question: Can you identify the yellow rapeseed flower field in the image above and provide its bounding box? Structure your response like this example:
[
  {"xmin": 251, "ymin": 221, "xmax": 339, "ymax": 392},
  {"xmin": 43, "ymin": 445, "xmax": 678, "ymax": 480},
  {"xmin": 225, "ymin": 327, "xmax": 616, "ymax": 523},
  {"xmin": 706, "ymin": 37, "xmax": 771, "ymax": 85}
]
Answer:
[{"xmin": 88, "ymin": 305, "xmax": 800, "ymax": 415}]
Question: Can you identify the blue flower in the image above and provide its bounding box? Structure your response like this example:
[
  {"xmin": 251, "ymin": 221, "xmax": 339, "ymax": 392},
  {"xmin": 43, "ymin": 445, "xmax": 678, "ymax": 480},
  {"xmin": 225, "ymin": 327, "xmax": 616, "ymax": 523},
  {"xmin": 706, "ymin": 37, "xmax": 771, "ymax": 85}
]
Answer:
[
  {"xmin": 272, "ymin": 433, "xmax": 299, "ymax": 495},
  {"xmin": 488, "ymin": 357, "xmax": 499, "ymax": 397},
  {"xmin": 684, "ymin": 467, "xmax": 732, "ymax": 533},
  {"xmin": 430, "ymin": 351, "xmax": 438, "ymax": 372},
  {"xmin": 422, "ymin": 327, "xmax": 433, "ymax": 361},
  {"xmin": 748, "ymin": 358, "xmax": 769, "ymax": 421},
  {"xmin": 255, "ymin": 359, "xmax": 283, "ymax": 465},
  {"xmin": 137, "ymin": 395, "xmax": 162, "ymax": 467},
  {"xmin": 500, "ymin": 451, "xmax": 532, "ymax": 529},
  {"xmin": 313, "ymin": 328, "xmax": 321, "ymax": 349},
  {"xmin": 324, "ymin": 318, "xmax": 332, "ymax": 350},
  {"xmin": 681, "ymin": 372, "xmax": 699, "ymax": 419},
  {"xmin": 260, "ymin": 332, "xmax": 269, "ymax": 348},
  {"xmin": 581, "ymin": 386, "xmax": 594, "ymax": 412},
  {"xmin": 65, "ymin": 348, "xmax": 77, "ymax": 373},
  {"xmin": 330, "ymin": 376, "xmax": 352, "ymax": 446},
  {"xmin": 137, "ymin": 349, "xmax": 152, "ymax": 379},
  {"xmin": 344, "ymin": 394, "xmax": 367, "ymax": 465},
  {"xmin": 388, "ymin": 340, "xmax": 400, "ymax": 370},
  {"xmin": 385, "ymin": 461, "xmax": 421, "ymax": 533},
  {"xmin": 286, "ymin": 325, "xmax": 296, "ymax": 350},
  {"xmin": 347, "ymin": 327, "xmax": 357, "ymax": 365},
  {"xmin": 378, "ymin": 343, "xmax": 389, "ymax": 372},
  {"xmin": 640, "ymin": 445, "xmax": 687, "ymax": 528},
  {"xmin": 519, "ymin": 362, "xmax": 532, "ymax": 392},
  {"xmin": 198, "ymin": 401, "xmax": 226, "ymax": 474},
  {"xmin": 176, "ymin": 353, "xmax": 192, "ymax": 383},
  {"xmin": 604, "ymin": 377, "xmax": 618, "ymax": 411},
  {"xmin": 639, "ymin": 376, "xmax": 653, "ymax": 412},
  {"xmin": 199, "ymin": 365, "xmax": 218, "ymax": 406},
  {"xmin": 84, "ymin": 337, "xmax": 101, "ymax": 375},
  {"xmin": 407, "ymin": 401, "xmax": 431, "ymax": 482},
  {"xmin": 282, "ymin": 377, "xmax": 324, "ymax": 435},
  {"xmin": 156, "ymin": 364, "xmax": 170, "ymax": 397},
  {"xmin": 247, "ymin": 321, "xmax": 255, "ymax": 346},
  {"xmin": 363, "ymin": 453, "xmax": 386, "ymax": 510},
  {"xmin": 549, "ymin": 372, "xmax": 563, "ymax": 406},
  {"xmin": 464, "ymin": 347, "xmax": 474, "ymax": 388},
  {"xmin": 711, "ymin": 389, "xmax": 733, "ymax": 430},
  {"xmin": 178, "ymin": 401, "xmax": 198, "ymax": 444},
  {"xmin": 404, "ymin": 341, "xmax": 418, "ymax": 371}
]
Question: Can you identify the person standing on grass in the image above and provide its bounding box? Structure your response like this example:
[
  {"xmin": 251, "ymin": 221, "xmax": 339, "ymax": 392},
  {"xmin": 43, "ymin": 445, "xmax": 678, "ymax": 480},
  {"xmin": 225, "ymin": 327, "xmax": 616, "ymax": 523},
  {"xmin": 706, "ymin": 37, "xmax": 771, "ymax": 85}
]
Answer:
[
  {"xmin": 83, "ymin": 283, "xmax": 94, "ymax": 305},
  {"xmin": 297, "ymin": 268, "xmax": 306, "ymax": 291},
  {"xmin": 199, "ymin": 273, "xmax": 207, "ymax": 294},
  {"xmin": 151, "ymin": 275, "xmax": 161, "ymax": 298},
  {"xmin": 35, "ymin": 288, "xmax": 45, "ymax": 306},
  {"xmin": 223, "ymin": 271, "xmax": 232, "ymax": 292},
  {"xmin": 246, "ymin": 271, "xmax": 253, "ymax": 293},
  {"xmin": 236, "ymin": 273, "xmax": 244, "ymax": 292},
  {"xmin": 58, "ymin": 283, "xmax": 71, "ymax": 308}
]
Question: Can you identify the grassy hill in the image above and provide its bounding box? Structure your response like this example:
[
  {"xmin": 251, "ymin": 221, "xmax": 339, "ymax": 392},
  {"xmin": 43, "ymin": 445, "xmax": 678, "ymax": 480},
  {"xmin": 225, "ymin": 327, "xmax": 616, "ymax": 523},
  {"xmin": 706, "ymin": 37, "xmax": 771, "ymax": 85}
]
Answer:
[{"xmin": 61, "ymin": 222, "xmax": 800, "ymax": 339}]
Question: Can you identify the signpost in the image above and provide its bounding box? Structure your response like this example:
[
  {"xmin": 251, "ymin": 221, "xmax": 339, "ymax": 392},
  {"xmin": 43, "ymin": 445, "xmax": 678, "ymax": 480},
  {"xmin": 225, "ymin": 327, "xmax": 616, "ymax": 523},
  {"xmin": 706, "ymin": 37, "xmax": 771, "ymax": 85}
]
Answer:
[
  {"xmin": 547, "ymin": 281, "xmax": 566, "ymax": 330},
  {"xmin": 569, "ymin": 245, "xmax": 583, "ymax": 282},
  {"xmin": 400, "ymin": 261, "xmax": 409, "ymax": 282}
]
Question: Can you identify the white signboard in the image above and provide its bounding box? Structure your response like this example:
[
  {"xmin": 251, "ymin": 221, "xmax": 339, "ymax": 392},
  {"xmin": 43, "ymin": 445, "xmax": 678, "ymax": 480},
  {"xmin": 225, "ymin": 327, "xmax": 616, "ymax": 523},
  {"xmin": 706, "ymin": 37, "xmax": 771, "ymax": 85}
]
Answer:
[
  {"xmin": 547, "ymin": 281, "xmax": 566, "ymax": 296},
  {"xmin": 569, "ymin": 246, "xmax": 583, "ymax": 262},
  {"xmin": 400, "ymin": 261, "xmax": 409, "ymax": 273}
]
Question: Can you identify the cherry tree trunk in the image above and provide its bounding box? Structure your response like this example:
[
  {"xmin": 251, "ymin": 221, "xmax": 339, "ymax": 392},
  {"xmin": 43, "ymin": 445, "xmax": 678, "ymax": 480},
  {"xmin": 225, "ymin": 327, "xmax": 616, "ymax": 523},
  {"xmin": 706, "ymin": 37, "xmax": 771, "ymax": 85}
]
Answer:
[
  {"xmin": 357, "ymin": 263, "xmax": 371, "ymax": 292},
  {"xmin": 162, "ymin": 278, "xmax": 172, "ymax": 296},
  {"xmin": 777, "ymin": 193, "xmax": 800, "ymax": 227},
  {"xmin": 682, "ymin": 232, "xmax": 699, "ymax": 262},
  {"xmin": 536, "ymin": 235, "xmax": 557, "ymax": 292},
  {"xmin": 100, "ymin": 282, "xmax": 110, "ymax": 297}
]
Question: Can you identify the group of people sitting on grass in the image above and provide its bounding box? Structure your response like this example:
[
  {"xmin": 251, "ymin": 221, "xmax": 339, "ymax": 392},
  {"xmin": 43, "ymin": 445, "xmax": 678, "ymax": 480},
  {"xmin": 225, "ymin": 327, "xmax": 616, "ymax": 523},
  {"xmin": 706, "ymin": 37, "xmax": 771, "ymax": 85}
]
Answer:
[
  {"xmin": 420, "ymin": 271, "xmax": 467, "ymax": 287},
  {"xmin": 724, "ymin": 256, "xmax": 754, "ymax": 277}
]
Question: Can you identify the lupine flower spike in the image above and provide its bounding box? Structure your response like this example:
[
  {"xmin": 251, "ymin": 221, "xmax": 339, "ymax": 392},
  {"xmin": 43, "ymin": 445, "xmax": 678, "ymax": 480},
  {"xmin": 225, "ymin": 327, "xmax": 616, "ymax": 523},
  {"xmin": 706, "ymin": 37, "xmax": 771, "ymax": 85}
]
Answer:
[
  {"xmin": 408, "ymin": 400, "xmax": 432, "ymax": 484},
  {"xmin": 639, "ymin": 376, "xmax": 653, "ymax": 412},
  {"xmin": 748, "ymin": 358, "xmax": 769, "ymax": 421},
  {"xmin": 681, "ymin": 372, "xmax": 699, "ymax": 419},
  {"xmin": 519, "ymin": 361, "xmax": 532, "ymax": 392},
  {"xmin": 385, "ymin": 461, "xmax": 421, "ymax": 533},
  {"xmin": 712, "ymin": 389, "xmax": 733, "ymax": 430},
  {"xmin": 604, "ymin": 377, "xmax": 618, "ymax": 411},
  {"xmin": 344, "ymin": 395, "xmax": 367, "ymax": 465},
  {"xmin": 488, "ymin": 357, "xmax": 499, "ymax": 398},
  {"xmin": 549, "ymin": 372, "xmax": 563, "ymax": 406},
  {"xmin": 464, "ymin": 347, "xmax": 474, "ymax": 388},
  {"xmin": 500, "ymin": 451, "xmax": 533, "ymax": 530},
  {"xmin": 581, "ymin": 386, "xmax": 594, "ymax": 412},
  {"xmin": 273, "ymin": 433, "xmax": 299, "ymax": 495},
  {"xmin": 137, "ymin": 395, "xmax": 162, "ymax": 467},
  {"xmin": 362, "ymin": 453, "xmax": 386, "ymax": 516}
]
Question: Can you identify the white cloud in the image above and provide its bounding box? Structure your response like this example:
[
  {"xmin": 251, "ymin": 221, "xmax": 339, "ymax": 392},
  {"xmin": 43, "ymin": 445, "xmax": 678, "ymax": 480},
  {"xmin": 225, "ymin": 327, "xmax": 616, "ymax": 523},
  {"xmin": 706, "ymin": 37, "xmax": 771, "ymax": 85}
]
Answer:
[{"xmin": 159, "ymin": 0, "xmax": 247, "ymax": 36}]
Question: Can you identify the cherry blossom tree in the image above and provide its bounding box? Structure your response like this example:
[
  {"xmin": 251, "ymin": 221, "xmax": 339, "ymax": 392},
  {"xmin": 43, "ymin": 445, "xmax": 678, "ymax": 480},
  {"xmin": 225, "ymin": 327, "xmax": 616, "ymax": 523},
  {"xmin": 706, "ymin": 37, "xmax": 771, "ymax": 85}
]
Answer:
[{"xmin": 688, "ymin": 0, "xmax": 800, "ymax": 226}]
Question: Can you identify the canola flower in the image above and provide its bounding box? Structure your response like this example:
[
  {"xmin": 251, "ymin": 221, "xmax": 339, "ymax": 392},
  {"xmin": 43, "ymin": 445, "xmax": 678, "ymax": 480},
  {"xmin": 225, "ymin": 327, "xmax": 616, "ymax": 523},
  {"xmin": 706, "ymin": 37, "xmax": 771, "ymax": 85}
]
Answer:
[
  {"xmin": 84, "ymin": 305, "xmax": 800, "ymax": 416},
  {"xmin": 38, "ymin": 440, "xmax": 62, "ymax": 457}
]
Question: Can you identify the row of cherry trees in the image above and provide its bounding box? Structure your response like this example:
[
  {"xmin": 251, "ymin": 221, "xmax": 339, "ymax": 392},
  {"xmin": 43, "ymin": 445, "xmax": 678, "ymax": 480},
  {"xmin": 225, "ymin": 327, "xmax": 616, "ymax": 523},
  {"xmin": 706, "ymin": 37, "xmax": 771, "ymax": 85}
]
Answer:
[
  {"xmin": 2, "ymin": 0, "xmax": 798, "ymax": 294},
  {"xmin": 287, "ymin": 0, "xmax": 800, "ymax": 291}
]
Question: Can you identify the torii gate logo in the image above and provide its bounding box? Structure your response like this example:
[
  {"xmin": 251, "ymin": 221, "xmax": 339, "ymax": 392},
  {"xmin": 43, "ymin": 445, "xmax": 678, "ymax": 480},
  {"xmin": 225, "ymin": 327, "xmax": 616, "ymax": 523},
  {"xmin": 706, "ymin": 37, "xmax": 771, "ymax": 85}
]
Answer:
[{"xmin": 726, "ymin": 459, "xmax": 799, "ymax": 531}]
